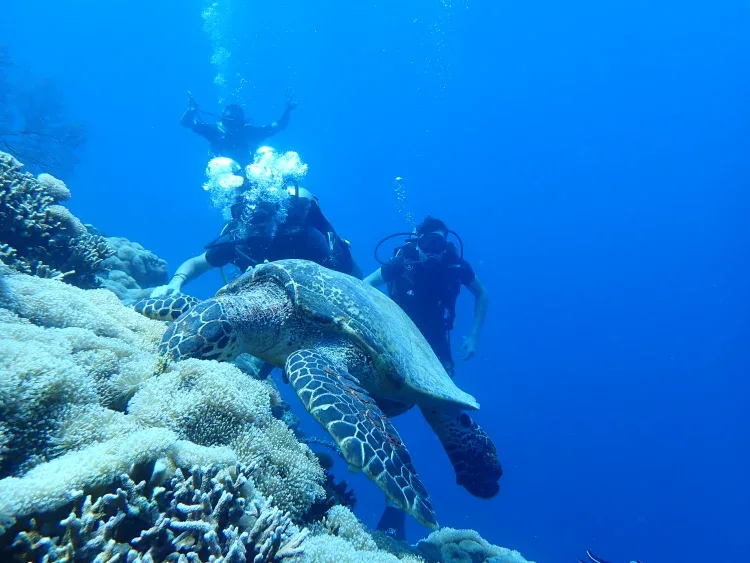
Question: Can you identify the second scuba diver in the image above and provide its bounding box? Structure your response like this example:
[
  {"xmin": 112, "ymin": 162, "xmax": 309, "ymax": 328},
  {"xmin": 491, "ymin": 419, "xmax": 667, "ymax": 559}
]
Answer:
[
  {"xmin": 365, "ymin": 216, "xmax": 489, "ymax": 378},
  {"xmin": 364, "ymin": 216, "xmax": 494, "ymax": 540}
]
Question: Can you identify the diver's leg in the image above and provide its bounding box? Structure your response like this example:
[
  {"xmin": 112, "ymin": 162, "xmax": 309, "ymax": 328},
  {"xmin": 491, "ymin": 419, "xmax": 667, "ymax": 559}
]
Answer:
[
  {"xmin": 376, "ymin": 495, "xmax": 407, "ymax": 540},
  {"xmin": 431, "ymin": 330, "xmax": 455, "ymax": 378}
]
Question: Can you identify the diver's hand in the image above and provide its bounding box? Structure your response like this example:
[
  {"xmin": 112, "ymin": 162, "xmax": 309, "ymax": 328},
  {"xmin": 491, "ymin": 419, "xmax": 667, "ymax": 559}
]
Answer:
[
  {"xmin": 150, "ymin": 279, "xmax": 182, "ymax": 299},
  {"xmin": 461, "ymin": 335, "xmax": 477, "ymax": 361},
  {"xmin": 285, "ymin": 87, "xmax": 298, "ymax": 110},
  {"xmin": 187, "ymin": 91, "xmax": 198, "ymax": 110}
]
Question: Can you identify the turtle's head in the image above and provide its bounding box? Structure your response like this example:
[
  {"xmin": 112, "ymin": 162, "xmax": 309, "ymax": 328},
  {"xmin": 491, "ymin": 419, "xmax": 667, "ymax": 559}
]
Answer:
[
  {"xmin": 158, "ymin": 282, "xmax": 293, "ymax": 366},
  {"xmin": 158, "ymin": 298, "xmax": 241, "ymax": 363}
]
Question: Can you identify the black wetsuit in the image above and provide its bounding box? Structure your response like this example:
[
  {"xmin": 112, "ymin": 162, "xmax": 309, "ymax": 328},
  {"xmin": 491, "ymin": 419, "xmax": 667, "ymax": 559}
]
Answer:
[
  {"xmin": 380, "ymin": 242, "xmax": 475, "ymax": 377},
  {"xmin": 181, "ymin": 108, "xmax": 290, "ymax": 164},
  {"xmin": 204, "ymin": 198, "xmax": 360, "ymax": 278},
  {"xmin": 377, "ymin": 242, "xmax": 476, "ymax": 540}
]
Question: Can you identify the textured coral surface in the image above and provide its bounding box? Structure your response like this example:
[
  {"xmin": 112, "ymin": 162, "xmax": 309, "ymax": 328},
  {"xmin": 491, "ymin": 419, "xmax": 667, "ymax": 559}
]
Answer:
[{"xmin": 0, "ymin": 152, "xmax": 114, "ymax": 287}]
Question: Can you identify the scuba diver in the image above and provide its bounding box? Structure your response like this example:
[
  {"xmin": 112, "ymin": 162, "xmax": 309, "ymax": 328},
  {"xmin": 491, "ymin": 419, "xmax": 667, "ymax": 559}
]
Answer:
[
  {"xmin": 150, "ymin": 185, "xmax": 361, "ymax": 299},
  {"xmin": 364, "ymin": 216, "xmax": 490, "ymax": 541},
  {"xmin": 180, "ymin": 88, "xmax": 297, "ymax": 165},
  {"xmin": 578, "ymin": 551, "xmax": 643, "ymax": 563},
  {"xmin": 364, "ymin": 215, "xmax": 488, "ymax": 378}
]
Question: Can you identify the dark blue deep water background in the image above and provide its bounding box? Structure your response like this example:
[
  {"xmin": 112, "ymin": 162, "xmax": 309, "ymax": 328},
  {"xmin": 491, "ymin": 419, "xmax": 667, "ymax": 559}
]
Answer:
[{"xmin": 2, "ymin": 1, "xmax": 748, "ymax": 561}]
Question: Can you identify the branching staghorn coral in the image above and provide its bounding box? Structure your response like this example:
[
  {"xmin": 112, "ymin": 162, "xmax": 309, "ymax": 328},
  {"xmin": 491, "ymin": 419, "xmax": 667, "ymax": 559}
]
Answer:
[
  {"xmin": 3, "ymin": 462, "xmax": 308, "ymax": 562},
  {"xmin": 0, "ymin": 151, "xmax": 113, "ymax": 288}
]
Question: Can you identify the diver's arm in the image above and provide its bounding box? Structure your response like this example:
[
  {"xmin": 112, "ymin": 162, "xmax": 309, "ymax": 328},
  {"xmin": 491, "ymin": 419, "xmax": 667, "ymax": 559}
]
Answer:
[
  {"xmin": 173, "ymin": 252, "xmax": 214, "ymax": 287},
  {"xmin": 253, "ymin": 106, "xmax": 293, "ymax": 137},
  {"xmin": 180, "ymin": 107, "xmax": 218, "ymax": 141},
  {"xmin": 256, "ymin": 90, "xmax": 297, "ymax": 136},
  {"xmin": 462, "ymin": 277, "xmax": 488, "ymax": 359},
  {"xmin": 180, "ymin": 106, "xmax": 198, "ymax": 128},
  {"xmin": 467, "ymin": 277, "xmax": 488, "ymax": 341},
  {"xmin": 349, "ymin": 258, "xmax": 363, "ymax": 280},
  {"xmin": 150, "ymin": 253, "xmax": 214, "ymax": 297},
  {"xmin": 272, "ymin": 104, "xmax": 294, "ymax": 131},
  {"xmin": 364, "ymin": 268, "xmax": 386, "ymax": 287}
]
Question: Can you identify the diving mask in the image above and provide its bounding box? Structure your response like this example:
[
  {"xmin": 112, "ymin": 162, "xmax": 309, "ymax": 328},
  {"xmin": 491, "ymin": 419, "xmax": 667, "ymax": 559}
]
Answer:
[{"xmin": 418, "ymin": 232, "xmax": 448, "ymax": 256}]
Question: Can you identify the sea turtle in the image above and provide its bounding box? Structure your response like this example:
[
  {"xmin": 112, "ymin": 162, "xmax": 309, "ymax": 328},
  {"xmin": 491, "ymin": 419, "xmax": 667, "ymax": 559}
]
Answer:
[{"xmin": 147, "ymin": 259, "xmax": 502, "ymax": 528}]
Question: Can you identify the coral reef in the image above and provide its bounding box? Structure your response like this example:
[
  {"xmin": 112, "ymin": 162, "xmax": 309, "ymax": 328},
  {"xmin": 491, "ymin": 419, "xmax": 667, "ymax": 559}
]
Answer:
[
  {"xmin": 0, "ymin": 264, "xmax": 535, "ymax": 562},
  {"xmin": 93, "ymin": 231, "xmax": 169, "ymax": 304},
  {"xmin": 416, "ymin": 528, "xmax": 534, "ymax": 563},
  {"xmin": 303, "ymin": 452, "xmax": 357, "ymax": 523},
  {"xmin": 0, "ymin": 151, "xmax": 113, "ymax": 288},
  {"xmin": 231, "ymin": 422, "xmax": 326, "ymax": 520},
  {"xmin": 3, "ymin": 463, "xmax": 307, "ymax": 562}
]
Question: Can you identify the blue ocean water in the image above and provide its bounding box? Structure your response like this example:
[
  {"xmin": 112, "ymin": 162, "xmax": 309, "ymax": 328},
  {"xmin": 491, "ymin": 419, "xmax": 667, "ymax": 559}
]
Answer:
[{"xmin": 2, "ymin": 1, "xmax": 748, "ymax": 561}]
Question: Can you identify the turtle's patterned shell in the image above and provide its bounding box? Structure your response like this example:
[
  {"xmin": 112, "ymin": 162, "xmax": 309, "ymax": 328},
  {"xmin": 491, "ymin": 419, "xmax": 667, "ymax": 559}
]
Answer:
[{"xmin": 219, "ymin": 259, "xmax": 479, "ymax": 408}]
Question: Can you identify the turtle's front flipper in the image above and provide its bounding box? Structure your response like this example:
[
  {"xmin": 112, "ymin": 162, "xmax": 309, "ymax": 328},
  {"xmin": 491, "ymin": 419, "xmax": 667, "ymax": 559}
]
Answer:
[
  {"xmin": 286, "ymin": 349, "xmax": 438, "ymax": 529},
  {"xmin": 420, "ymin": 407, "xmax": 503, "ymax": 499},
  {"xmin": 133, "ymin": 294, "xmax": 200, "ymax": 322}
]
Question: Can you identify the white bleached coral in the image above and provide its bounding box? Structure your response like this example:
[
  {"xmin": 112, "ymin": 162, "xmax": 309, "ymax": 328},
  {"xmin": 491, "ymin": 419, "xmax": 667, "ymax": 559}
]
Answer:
[
  {"xmin": 7, "ymin": 463, "xmax": 306, "ymax": 563},
  {"xmin": 416, "ymin": 527, "xmax": 536, "ymax": 563},
  {"xmin": 0, "ymin": 266, "xmax": 166, "ymax": 349},
  {"xmin": 0, "ymin": 428, "xmax": 176, "ymax": 517},
  {"xmin": 127, "ymin": 357, "xmax": 326, "ymax": 519},
  {"xmin": 0, "ymin": 311, "xmax": 99, "ymax": 475},
  {"xmin": 302, "ymin": 535, "xmax": 423, "ymax": 563},
  {"xmin": 232, "ymin": 419, "xmax": 326, "ymax": 520},
  {"xmin": 36, "ymin": 173, "xmax": 71, "ymax": 202},
  {"xmin": 322, "ymin": 505, "xmax": 378, "ymax": 551},
  {"xmin": 128, "ymin": 358, "xmax": 272, "ymax": 446},
  {"xmin": 49, "ymin": 404, "xmax": 145, "ymax": 456}
]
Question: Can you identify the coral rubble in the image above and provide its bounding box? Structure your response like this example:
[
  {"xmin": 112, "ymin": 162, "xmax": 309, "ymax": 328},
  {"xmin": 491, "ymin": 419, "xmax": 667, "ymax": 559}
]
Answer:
[{"xmin": 0, "ymin": 152, "xmax": 113, "ymax": 288}]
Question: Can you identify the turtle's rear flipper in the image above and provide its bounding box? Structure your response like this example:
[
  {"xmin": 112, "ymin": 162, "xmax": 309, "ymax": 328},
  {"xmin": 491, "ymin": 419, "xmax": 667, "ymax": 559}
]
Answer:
[
  {"xmin": 133, "ymin": 294, "xmax": 200, "ymax": 322},
  {"xmin": 285, "ymin": 349, "xmax": 438, "ymax": 529},
  {"xmin": 420, "ymin": 407, "xmax": 503, "ymax": 499}
]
